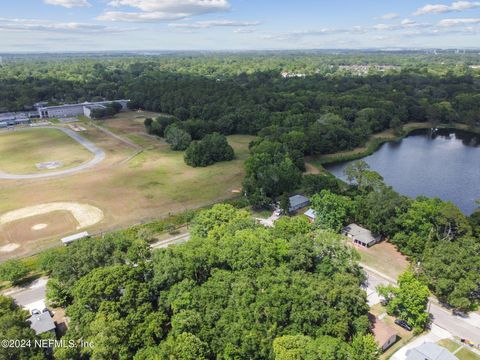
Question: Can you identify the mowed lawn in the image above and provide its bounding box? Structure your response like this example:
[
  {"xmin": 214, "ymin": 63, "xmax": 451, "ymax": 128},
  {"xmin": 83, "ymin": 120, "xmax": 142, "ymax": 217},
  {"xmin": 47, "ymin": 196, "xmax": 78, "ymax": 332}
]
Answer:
[
  {"xmin": 0, "ymin": 128, "xmax": 93, "ymax": 174},
  {"xmin": 355, "ymin": 240, "xmax": 410, "ymax": 279},
  {"xmin": 110, "ymin": 133, "xmax": 253, "ymax": 205}
]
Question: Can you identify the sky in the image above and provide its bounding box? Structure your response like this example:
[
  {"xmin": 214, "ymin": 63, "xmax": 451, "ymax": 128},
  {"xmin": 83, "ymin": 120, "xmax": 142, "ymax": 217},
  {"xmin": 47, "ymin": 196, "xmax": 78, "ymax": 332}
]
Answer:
[{"xmin": 1, "ymin": 0, "xmax": 480, "ymax": 52}]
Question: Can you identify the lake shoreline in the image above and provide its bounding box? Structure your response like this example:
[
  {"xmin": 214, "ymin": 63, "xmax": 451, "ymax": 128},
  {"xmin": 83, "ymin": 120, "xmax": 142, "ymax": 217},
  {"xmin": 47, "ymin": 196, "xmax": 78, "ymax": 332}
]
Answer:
[{"xmin": 309, "ymin": 122, "xmax": 480, "ymax": 169}]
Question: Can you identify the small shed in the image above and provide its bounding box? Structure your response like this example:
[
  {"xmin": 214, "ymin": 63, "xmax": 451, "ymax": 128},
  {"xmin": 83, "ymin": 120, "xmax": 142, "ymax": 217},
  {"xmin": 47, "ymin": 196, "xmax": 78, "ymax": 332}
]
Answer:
[
  {"xmin": 288, "ymin": 195, "xmax": 310, "ymax": 213},
  {"xmin": 61, "ymin": 231, "xmax": 89, "ymax": 245},
  {"xmin": 28, "ymin": 312, "xmax": 56, "ymax": 335},
  {"xmin": 342, "ymin": 224, "xmax": 381, "ymax": 248},
  {"xmin": 304, "ymin": 208, "xmax": 317, "ymax": 222},
  {"xmin": 369, "ymin": 313, "xmax": 397, "ymax": 352}
]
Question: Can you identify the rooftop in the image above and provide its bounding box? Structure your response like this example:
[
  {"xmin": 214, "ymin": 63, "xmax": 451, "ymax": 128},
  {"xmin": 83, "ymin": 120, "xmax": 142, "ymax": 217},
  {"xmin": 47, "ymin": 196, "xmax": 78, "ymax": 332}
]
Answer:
[
  {"xmin": 304, "ymin": 208, "xmax": 316, "ymax": 219},
  {"xmin": 406, "ymin": 342, "xmax": 458, "ymax": 360},
  {"xmin": 369, "ymin": 313, "xmax": 397, "ymax": 347},
  {"xmin": 289, "ymin": 195, "xmax": 309, "ymax": 208},
  {"xmin": 343, "ymin": 223, "xmax": 379, "ymax": 245},
  {"xmin": 28, "ymin": 312, "xmax": 56, "ymax": 335}
]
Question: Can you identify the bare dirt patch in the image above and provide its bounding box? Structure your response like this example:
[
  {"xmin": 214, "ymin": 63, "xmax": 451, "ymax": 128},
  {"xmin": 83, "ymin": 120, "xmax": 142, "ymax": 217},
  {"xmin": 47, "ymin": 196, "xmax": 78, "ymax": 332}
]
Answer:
[
  {"xmin": 0, "ymin": 202, "xmax": 104, "ymax": 229},
  {"xmin": 0, "ymin": 211, "xmax": 79, "ymax": 245}
]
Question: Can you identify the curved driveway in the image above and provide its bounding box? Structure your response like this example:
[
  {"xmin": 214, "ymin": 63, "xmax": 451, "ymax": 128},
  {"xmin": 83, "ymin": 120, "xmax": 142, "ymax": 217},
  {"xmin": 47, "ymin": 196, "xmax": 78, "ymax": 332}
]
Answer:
[{"xmin": 0, "ymin": 126, "xmax": 105, "ymax": 180}]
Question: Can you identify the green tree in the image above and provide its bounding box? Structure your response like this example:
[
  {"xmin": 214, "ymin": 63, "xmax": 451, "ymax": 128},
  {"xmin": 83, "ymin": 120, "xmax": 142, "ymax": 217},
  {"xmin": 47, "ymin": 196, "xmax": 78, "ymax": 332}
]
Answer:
[
  {"xmin": 0, "ymin": 259, "xmax": 29, "ymax": 285},
  {"xmin": 164, "ymin": 124, "xmax": 192, "ymax": 151},
  {"xmin": 184, "ymin": 133, "xmax": 234, "ymax": 167},
  {"xmin": 344, "ymin": 161, "xmax": 385, "ymax": 192},
  {"xmin": 311, "ymin": 189, "xmax": 354, "ymax": 232},
  {"xmin": 0, "ymin": 295, "xmax": 46, "ymax": 360},
  {"xmin": 350, "ymin": 334, "xmax": 380, "ymax": 360},
  {"xmin": 377, "ymin": 271, "xmax": 430, "ymax": 333}
]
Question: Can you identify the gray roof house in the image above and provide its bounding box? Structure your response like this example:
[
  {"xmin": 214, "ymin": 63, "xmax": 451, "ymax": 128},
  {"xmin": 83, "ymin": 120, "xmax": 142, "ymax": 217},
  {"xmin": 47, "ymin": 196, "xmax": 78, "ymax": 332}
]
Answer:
[
  {"xmin": 288, "ymin": 195, "xmax": 310, "ymax": 213},
  {"xmin": 28, "ymin": 312, "xmax": 56, "ymax": 335},
  {"xmin": 406, "ymin": 342, "xmax": 458, "ymax": 360},
  {"xmin": 342, "ymin": 223, "xmax": 381, "ymax": 248}
]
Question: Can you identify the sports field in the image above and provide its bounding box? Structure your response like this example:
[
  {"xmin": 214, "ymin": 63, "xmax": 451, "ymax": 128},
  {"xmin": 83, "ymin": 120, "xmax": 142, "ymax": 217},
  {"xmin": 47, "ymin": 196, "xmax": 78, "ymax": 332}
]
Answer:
[
  {"xmin": 0, "ymin": 112, "xmax": 254, "ymax": 260},
  {"xmin": 0, "ymin": 128, "xmax": 93, "ymax": 174}
]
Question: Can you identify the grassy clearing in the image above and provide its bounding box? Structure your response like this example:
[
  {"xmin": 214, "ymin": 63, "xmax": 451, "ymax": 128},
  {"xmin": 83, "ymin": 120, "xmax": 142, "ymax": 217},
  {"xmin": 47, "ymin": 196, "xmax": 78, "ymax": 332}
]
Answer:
[
  {"xmin": 437, "ymin": 339, "xmax": 462, "ymax": 353},
  {"xmin": 456, "ymin": 347, "xmax": 480, "ymax": 360},
  {"xmin": 356, "ymin": 241, "xmax": 410, "ymax": 279},
  {"xmin": 0, "ymin": 128, "xmax": 93, "ymax": 174}
]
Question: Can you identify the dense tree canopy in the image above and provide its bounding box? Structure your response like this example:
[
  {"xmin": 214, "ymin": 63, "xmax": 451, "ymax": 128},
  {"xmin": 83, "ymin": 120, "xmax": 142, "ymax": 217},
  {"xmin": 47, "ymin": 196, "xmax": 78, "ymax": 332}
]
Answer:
[
  {"xmin": 0, "ymin": 296, "xmax": 47, "ymax": 360},
  {"xmin": 184, "ymin": 133, "xmax": 234, "ymax": 167},
  {"xmin": 39, "ymin": 204, "xmax": 377, "ymax": 360}
]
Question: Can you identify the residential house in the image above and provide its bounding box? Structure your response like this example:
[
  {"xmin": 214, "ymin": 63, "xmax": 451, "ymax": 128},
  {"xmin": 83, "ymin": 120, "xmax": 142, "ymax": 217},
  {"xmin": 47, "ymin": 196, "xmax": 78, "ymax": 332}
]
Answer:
[
  {"xmin": 342, "ymin": 223, "xmax": 381, "ymax": 248},
  {"xmin": 288, "ymin": 195, "xmax": 310, "ymax": 213},
  {"xmin": 406, "ymin": 342, "xmax": 458, "ymax": 360}
]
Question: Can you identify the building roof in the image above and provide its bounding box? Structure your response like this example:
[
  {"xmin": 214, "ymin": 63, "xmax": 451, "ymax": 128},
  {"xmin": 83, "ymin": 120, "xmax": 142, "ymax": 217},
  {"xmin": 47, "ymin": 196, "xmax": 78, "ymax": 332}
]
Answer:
[
  {"xmin": 28, "ymin": 312, "xmax": 56, "ymax": 335},
  {"xmin": 84, "ymin": 104, "xmax": 106, "ymax": 110},
  {"xmin": 369, "ymin": 313, "xmax": 397, "ymax": 348},
  {"xmin": 289, "ymin": 195, "xmax": 309, "ymax": 208},
  {"xmin": 343, "ymin": 223, "xmax": 379, "ymax": 245},
  {"xmin": 61, "ymin": 231, "xmax": 89, "ymax": 245},
  {"xmin": 406, "ymin": 342, "xmax": 458, "ymax": 360},
  {"xmin": 304, "ymin": 208, "xmax": 316, "ymax": 220},
  {"xmin": 37, "ymin": 100, "xmax": 130, "ymax": 111}
]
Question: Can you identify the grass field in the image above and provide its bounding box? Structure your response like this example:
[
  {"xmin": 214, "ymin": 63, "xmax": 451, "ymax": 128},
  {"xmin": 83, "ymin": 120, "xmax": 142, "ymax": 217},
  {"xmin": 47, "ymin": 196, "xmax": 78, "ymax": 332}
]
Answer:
[
  {"xmin": 0, "ymin": 128, "xmax": 92, "ymax": 174},
  {"xmin": 0, "ymin": 111, "xmax": 255, "ymax": 260},
  {"xmin": 355, "ymin": 241, "xmax": 410, "ymax": 279}
]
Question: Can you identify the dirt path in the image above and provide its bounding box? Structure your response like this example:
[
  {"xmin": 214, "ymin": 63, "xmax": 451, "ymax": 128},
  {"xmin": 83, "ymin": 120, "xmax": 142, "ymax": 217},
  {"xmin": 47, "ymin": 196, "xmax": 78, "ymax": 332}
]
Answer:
[{"xmin": 304, "ymin": 162, "xmax": 321, "ymax": 174}]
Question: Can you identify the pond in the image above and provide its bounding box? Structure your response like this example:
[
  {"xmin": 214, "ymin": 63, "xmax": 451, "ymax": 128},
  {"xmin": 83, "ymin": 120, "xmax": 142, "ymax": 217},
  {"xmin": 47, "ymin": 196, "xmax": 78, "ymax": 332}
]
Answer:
[{"xmin": 325, "ymin": 128, "xmax": 480, "ymax": 214}]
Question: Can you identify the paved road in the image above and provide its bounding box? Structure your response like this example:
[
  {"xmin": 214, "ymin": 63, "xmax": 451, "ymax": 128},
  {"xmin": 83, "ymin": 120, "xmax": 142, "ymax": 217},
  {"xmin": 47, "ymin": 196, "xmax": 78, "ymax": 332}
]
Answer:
[
  {"xmin": 150, "ymin": 233, "xmax": 190, "ymax": 249},
  {"xmin": 0, "ymin": 126, "xmax": 105, "ymax": 180},
  {"xmin": 3, "ymin": 277, "xmax": 48, "ymax": 312},
  {"xmin": 363, "ymin": 267, "xmax": 480, "ymax": 344}
]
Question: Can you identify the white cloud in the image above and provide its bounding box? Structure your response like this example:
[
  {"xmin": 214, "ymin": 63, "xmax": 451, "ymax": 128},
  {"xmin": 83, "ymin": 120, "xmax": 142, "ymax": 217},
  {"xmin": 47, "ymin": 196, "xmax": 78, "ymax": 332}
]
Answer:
[
  {"xmin": 438, "ymin": 17, "xmax": 480, "ymax": 26},
  {"xmin": 100, "ymin": 0, "xmax": 230, "ymax": 22},
  {"xmin": 401, "ymin": 18, "xmax": 416, "ymax": 25},
  {"xmin": 98, "ymin": 11, "xmax": 189, "ymax": 22},
  {"xmin": 414, "ymin": 1, "xmax": 480, "ymax": 16},
  {"xmin": 44, "ymin": 0, "xmax": 92, "ymax": 8},
  {"xmin": 169, "ymin": 20, "xmax": 260, "ymax": 29},
  {"xmin": 380, "ymin": 13, "xmax": 399, "ymax": 20},
  {"xmin": 0, "ymin": 17, "xmax": 130, "ymax": 33},
  {"xmin": 234, "ymin": 28, "xmax": 255, "ymax": 34}
]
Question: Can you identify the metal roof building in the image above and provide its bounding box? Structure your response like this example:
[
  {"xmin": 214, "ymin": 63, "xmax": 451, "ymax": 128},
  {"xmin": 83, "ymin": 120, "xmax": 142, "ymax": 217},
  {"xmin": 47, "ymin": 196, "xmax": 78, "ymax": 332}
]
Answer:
[
  {"xmin": 28, "ymin": 312, "xmax": 56, "ymax": 335},
  {"xmin": 288, "ymin": 195, "xmax": 310, "ymax": 213},
  {"xmin": 342, "ymin": 223, "xmax": 381, "ymax": 247},
  {"xmin": 406, "ymin": 342, "xmax": 458, "ymax": 360}
]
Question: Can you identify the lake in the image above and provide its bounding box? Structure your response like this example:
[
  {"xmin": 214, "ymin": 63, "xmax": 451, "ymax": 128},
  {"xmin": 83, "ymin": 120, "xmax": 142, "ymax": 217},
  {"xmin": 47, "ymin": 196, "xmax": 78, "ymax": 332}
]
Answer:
[{"xmin": 325, "ymin": 128, "xmax": 480, "ymax": 214}]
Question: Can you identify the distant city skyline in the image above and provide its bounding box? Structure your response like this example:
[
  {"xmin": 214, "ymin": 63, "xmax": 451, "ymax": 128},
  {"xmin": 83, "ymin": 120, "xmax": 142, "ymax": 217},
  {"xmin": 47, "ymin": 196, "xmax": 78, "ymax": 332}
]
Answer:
[{"xmin": 1, "ymin": 0, "xmax": 480, "ymax": 52}]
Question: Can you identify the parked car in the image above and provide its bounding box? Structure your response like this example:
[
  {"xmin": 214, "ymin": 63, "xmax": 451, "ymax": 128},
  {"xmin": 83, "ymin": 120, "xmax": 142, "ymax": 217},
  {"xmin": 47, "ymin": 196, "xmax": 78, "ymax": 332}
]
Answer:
[
  {"xmin": 31, "ymin": 309, "xmax": 41, "ymax": 315},
  {"xmin": 394, "ymin": 319, "xmax": 412, "ymax": 331},
  {"xmin": 452, "ymin": 309, "xmax": 467, "ymax": 318}
]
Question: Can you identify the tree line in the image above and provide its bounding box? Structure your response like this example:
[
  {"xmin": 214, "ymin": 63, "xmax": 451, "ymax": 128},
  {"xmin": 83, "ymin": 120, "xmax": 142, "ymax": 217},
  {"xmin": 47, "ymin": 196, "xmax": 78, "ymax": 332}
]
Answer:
[{"xmin": 12, "ymin": 205, "xmax": 382, "ymax": 360}]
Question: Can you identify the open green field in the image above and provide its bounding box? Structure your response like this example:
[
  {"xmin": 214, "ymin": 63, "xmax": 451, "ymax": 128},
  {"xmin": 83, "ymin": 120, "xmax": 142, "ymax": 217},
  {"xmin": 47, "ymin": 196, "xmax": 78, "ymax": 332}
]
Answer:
[
  {"xmin": 0, "ymin": 128, "xmax": 92, "ymax": 174},
  {"xmin": 0, "ymin": 112, "xmax": 255, "ymax": 260}
]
